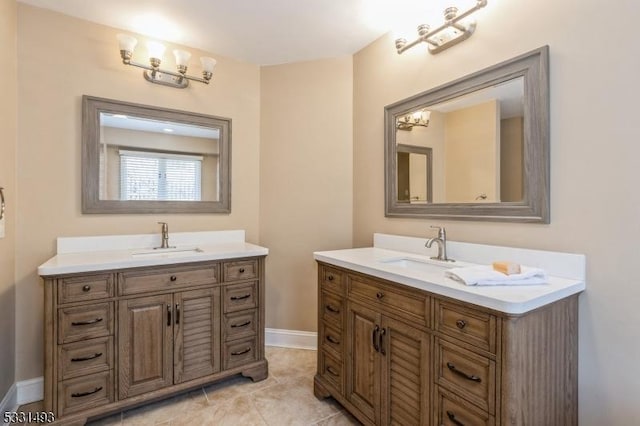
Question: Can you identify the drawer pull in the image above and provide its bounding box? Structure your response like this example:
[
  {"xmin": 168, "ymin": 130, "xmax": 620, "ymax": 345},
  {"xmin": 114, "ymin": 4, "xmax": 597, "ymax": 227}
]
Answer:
[
  {"xmin": 71, "ymin": 352, "xmax": 103, "ymax": 362},
  {"xmin": 327, "ymin": 275, "xmax": 334, "ymax": 281},
  {"xmin": 326, "ymin": 366, "xmax": 340, "ymax": 377},
  {"xmin": 170, "ymin": 275, "xmax": 177, "ymax": 282},
  {"xmin": 231, "ymin": 320, "xmax": 252, "ymax": 328},
  {"xmin": 456, "ymin": 319, "xmax": 467, "ymax": 329},
  {"xmin": 230, "ymin": 294, "xmax": 251, "ymax": 301},
  {"xmin": 71, "ymin": 386, "xmax": 103, "ymax": 398},
  {"xmin": 231, "ymin": 347, "xmax": 251, "ymax": 356},
  {"xmin": 326, "ymin": 304, "xmax": 340, "ymax": 313},
  {"xmin": 446, "ymin": 362, "xmax": 482, "ymax": 382},
  {"xmin": 326, "ymin": 335, "xmax": 340, "ymax": 344},
  {"xmin": 239, "ymin": 268, "xmax": 245, "ymax": 273},
  {"xmin": 446, "ymin": 410, "xmax": 465, "ymax": 426},
  {"xmin": 376, "ymin": 292, "xmax": 385, "ymax": 300},
  {"xmin": 71, "ymin": 318, "xmax": 103, "ymax": 326},
  {"xmin": 82, "ymin": 285, "xmax": 91, "ymax": 292}
]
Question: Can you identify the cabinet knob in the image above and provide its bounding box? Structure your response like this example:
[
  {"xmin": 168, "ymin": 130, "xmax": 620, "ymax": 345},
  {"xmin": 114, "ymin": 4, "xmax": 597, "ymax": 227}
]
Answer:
[
  {"xmin": 170, "ymin": 275, "xmax": 177, "ymax": 282},
  {"xmin": 239, "ymin": 268, "xmax": 245, "ymax": 273},
  {"xmin": 327, "ymin": 275, "xmax": 334, "ymax": 281},
  {"xmin": 376, "ymin": 292, "xmax": 385, "ymax": 300},
  {"xmin": 82, "ymin": 285, "xmax": 91, "ymax": 292},
  {"xmin": 456, "ymin": 319, "xmax": 467, "ymax": 329}
]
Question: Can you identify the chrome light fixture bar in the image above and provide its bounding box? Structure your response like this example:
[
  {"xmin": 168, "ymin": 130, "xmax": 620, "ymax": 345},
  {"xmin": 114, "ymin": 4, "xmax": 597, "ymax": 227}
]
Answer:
[
  {"xmin": 397, "ymin": 110, "xmax": 431, "ymax": 131},
  {"xmin": 395, "ymin": 0, "xmax": 488, "ymax": 55},
  {"xmin": 117, "ymin": 34, "xmax": 216, "ymax": 89}
]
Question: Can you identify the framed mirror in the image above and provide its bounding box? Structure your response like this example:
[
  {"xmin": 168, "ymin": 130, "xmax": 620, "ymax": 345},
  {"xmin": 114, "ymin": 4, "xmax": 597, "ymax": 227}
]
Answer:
[
  {"xmin": 82, "ymin": 96, "xmax": 231, "ymax": 214},
  {"xmin": 384, "ymin": 46, "xmax": 549, "ymax": 222}
]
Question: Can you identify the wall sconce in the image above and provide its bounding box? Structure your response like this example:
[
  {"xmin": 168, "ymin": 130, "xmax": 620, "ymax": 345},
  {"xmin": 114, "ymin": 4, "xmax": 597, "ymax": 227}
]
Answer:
[
  {"xmin": 395, "ymin": 0, "xmax": 488, "ymax": 55},
  {"xmin": 117, "ymin": 34, "xmax": 217, "ymax": 89},
  {"xmin": 397, "ymin": 110, "xmax": 431, "ymax": 131}
]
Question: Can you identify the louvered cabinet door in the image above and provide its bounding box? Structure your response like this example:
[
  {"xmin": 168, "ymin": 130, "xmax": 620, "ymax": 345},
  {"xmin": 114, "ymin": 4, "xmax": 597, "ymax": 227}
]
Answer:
[
  {"xmin": 173, "ymin": 288, "xmax": 221, "ymax": 383},
  {"xmin": 346, "ymin": 301, "xmax": 381, "ymax": 424},
  {"xmin": 380, "ymin": 316, "xmax": 430, "ymax": 426},
  {"xmin": 118, "ymin": 294, "xmax": 173, "ymax": 399}
]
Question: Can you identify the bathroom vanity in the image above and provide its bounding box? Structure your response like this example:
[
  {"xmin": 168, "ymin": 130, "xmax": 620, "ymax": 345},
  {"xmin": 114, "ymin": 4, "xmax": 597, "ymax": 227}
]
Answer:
[
  {"xmin": 314, "ymin": 234, "xmax": 585, "ymax": 426},
  {"xmin": 39, "ymin": 230, "xmax": 268, "ymax": 425}
]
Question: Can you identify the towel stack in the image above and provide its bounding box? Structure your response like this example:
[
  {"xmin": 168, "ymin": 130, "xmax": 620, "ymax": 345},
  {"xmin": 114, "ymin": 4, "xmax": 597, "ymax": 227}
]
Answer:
[{"xmin": 445, "ymin": 262, "xmax": 547, "ymax": 286}]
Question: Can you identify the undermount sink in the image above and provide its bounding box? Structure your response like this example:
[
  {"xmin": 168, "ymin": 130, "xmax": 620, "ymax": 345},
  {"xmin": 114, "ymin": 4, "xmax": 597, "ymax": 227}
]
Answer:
[
  {"xmin": 131, "ymin": 247, "xmax": 204, "ymax": 257},
  {"xmin": 378, "ymin": 256, "xmax": 460, "ymax": 272}
]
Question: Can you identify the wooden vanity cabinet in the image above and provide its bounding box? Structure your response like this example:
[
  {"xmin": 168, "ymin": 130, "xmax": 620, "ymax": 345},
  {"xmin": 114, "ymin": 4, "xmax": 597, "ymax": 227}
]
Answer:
[
  {"xmin": 314, "ymin": 262, "xmax": 579, "ymax": 426},
  {"xmin": 43, "ymin": 256, "xmax": 266, "ymax": 425}
]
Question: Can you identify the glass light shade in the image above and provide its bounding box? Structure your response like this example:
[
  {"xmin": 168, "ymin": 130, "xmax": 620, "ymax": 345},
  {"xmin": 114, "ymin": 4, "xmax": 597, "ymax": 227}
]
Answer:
[
  {"xmin": 423, "ymin": 110, "xmax": 432, "ymax": 121},
  {"xmin": 117, "ymin": 34, "xmax": 138, "ymax": 52},
  {"xmin": 173, "ymin": 49, "xmax": 192, "ymax": 66},
  {"xmin": 147, "ymin": 41, "xmax": 166, "ymax": 59},
  {"xmin": 200, "ymin": 57, "xmax": 217, "ymax": 73}
]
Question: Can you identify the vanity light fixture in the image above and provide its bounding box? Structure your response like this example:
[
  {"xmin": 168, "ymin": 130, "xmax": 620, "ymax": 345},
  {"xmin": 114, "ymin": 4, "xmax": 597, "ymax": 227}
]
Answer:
[
  {"xmin": 397, "ymin": 110, "xmax": 431, "ymax": 131},
  {"xmin": 117, "ymin": 34, "xmax": 217, "ymax": 89},
  {"xmin": 395, "ymin": 0, "xmax": 488, "ymax": 55}
]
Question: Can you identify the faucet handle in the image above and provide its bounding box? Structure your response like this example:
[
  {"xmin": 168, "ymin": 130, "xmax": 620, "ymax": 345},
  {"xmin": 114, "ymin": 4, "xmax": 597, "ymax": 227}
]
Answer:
[{"xmin": 430, "ymin": 225, "xmax": 446, "ymax": 238}]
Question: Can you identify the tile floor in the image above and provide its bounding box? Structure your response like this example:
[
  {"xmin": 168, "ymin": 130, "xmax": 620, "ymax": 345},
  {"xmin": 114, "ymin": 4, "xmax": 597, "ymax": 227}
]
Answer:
[{"xmin": 19, "ymin": 347, "xmax": 361, "ymax": 426}]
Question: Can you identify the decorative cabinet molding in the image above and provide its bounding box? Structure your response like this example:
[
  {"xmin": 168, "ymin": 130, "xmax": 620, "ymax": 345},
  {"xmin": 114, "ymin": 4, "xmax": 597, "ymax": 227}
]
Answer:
[
  {"xmin": 43, "ymin": 256, "xmax": 266, "ymax": 425},
  {"xmin": 314, "ymin": 262, "xmax": 579, "ymax": 426}
]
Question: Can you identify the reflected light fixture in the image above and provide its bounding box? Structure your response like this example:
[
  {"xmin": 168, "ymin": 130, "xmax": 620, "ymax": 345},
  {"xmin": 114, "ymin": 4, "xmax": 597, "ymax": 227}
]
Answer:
[
  {"xmin": 117, "ymin": 34, "xmax": 217, "ymax": 89},
  {"xmin": 395, "ymin": 0, "xmax": 488, "ymax": 55},
  {"xmin": 397, "ymin": 110, "xmax": 431, "ymax": 131}
]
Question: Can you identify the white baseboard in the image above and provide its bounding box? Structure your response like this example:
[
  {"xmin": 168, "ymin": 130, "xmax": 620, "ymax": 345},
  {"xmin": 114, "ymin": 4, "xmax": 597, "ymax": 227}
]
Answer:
[
  {"xmin": 1, "ymin": 329, "xmax": 314, "ymax": 416},
  {"xmin": 265, "ymin": 328, "xmax": 317, "ymax": 350},
  {"xmin": 0, "ymin": 383, "xmax": 18, "ymax": 421}
]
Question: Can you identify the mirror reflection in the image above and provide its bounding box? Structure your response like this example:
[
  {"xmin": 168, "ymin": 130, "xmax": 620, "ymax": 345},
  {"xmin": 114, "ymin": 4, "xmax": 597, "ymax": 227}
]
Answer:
[
  {"xmin": 395, "ymin": 77, "xmax": 523, "ymax": 204},
  {"xmin": 99, "ymin": 113, "xmax": 220, "ymax": 202}
]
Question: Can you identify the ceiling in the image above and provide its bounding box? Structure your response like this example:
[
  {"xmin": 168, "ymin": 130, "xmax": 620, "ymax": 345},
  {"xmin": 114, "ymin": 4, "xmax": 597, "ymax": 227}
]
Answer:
[{"xmin": 17, "ymin": 0, "xmax": 481, "ymax": 65}]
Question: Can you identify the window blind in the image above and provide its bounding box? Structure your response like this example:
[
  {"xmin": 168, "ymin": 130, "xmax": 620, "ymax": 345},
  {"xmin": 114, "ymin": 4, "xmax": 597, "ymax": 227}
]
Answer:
[{"xmin": 119, "ymin": 150, "xmax": 202, "ymax": 201}]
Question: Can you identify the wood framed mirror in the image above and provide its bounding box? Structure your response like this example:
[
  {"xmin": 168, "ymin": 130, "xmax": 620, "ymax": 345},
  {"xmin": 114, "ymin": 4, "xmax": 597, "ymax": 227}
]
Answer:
[
  {"xmin": 384, "ymin": 46, "xmax": 549, "ymax": 223},
  {"xmin": 82, "ymin": 96, "xmax": 231, "ymax": 214}
]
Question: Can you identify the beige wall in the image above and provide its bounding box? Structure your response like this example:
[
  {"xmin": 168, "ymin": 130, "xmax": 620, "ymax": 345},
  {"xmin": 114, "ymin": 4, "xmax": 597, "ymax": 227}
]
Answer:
[
  {"xmin": 0, "ymin": 0, "xmax": 17, "ymax": 398},
  {"xmin": 444, "ymin": 100, "xmax": 499, "ymax": 202},
  {"xmin": 353, "ymin": 1, "xmax": 640, "ymax": 424},
  {"xmin": 500, "ymin": 117, "xmax": 524, "ymax": 201},
  {"xmin": 260, "ymin": 57, "xmax": 353, "ymax": 331},
  {"xmin": 15, "ymin": 4, "xmax": 261, "ymax": 380}
]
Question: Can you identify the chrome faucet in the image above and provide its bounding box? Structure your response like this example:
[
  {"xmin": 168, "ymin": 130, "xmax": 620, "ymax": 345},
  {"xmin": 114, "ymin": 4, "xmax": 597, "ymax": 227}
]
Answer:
[
  {"xmin": 156, "ymin": 222, "xmax": 172, "ymax": 249},
  {"xmin": 425, "ymin": 226, "xmax": 454, "ymax": 262}
]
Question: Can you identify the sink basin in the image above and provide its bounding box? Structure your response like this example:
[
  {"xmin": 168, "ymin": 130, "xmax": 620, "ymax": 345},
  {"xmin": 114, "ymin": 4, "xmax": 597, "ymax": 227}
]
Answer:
[
  {"xmin": 131, "ymin": 247, "xmax": 203, "ymax": 257},
  {"xmin": 379, "ymin": 256, "xmax": 459, "ymax": 272}
]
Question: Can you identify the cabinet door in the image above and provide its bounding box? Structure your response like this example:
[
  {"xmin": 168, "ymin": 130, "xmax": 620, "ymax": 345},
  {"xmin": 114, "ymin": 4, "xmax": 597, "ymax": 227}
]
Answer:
[
  {"xmin": 346, "ymin": 301, "xmax": 381, "ymax": 424},
  {"xmin": 174, "ymin": 287, "xmax": 221, "ymax": 383},
  {"xmin": 380, "ymin": 316, "xmax": 431, "ymax": 426},
  {"xmin": 118, "ymin": 294, "xmax": 173, "ymax": 399}
]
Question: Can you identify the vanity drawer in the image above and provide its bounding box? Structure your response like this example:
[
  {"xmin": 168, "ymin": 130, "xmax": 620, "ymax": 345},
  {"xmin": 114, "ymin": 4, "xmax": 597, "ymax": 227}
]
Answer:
[
  {"xmin": 58, "ymin": 303, "xmax": 114, "ymax": 344},
  {"xmin": 318, "ymin": 351, "xmax": 343, "ymax": 394},
  {"xmin": 223, "ymin": 281, "xmax": 257, "ymax": 313},
  {"xmin": 223, "ymin": 309, "xmax": 258, "ymax": 342},
  {"xmin": 223, "ymin": 259, "xmax": 258, "ymax": 282},
  {"xmin": 319, "ymin": 265, "xmax": 344, "ymax": 295},
  {"xmin": 435, "ymin": 338, "xmax": 496, "ymax": 414},
  {"xmin": 223, "ymin": 336, "xmax": 258, "ymax": 370},
  {"xmin": 435, "ymin": 386, "xmax": 495, "ymax": 426},
  {"xmin": 435, "ymin": 300, "xmax": 497, "ymax": 353},
  {"xmin": 321, "ymin": 291, "xmax": 344, "ymax": 329},
  {"xmin": 58, "ymin": 336, "xmax": 113, "ymax": 381},
  {"xmin": 349, "ymin": 276, "xmax": 429, "ymax": 327},
  {"xmin": 57, "ymin": 370, "xmax": 114, "ymax": 416},
  {"xmin": 319, "ymin": 322, "xmax": 343, "ymax": 359},
  {"xmin": 118, "ymin": 264, "xmax": 218, "ymax": 296},
  {"xmin": 57, "ymin": 273, "xmax": 114, "ymax": 304}
]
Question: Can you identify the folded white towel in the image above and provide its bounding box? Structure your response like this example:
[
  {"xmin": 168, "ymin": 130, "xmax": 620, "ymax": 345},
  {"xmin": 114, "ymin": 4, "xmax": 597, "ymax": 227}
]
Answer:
[{"xmin": 445, "ymin": 265, "xmax": 548, "ymax": 286}]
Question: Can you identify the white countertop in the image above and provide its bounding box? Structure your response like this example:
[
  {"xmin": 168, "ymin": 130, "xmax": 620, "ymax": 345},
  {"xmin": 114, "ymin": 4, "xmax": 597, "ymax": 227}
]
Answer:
[
  {"xmin": 314, "ymin": 234, "xmax": 586, "ymax": 315},
  {"xmin": 38, "ymin": 230, "xmax": 268, "ymax": 276}
]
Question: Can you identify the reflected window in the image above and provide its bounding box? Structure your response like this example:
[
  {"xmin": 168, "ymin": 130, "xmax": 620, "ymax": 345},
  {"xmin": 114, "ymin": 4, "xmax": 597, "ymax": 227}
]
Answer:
[{"xmin": 118, "ymin": 150, "xmax": 202, "ymax": 201}]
